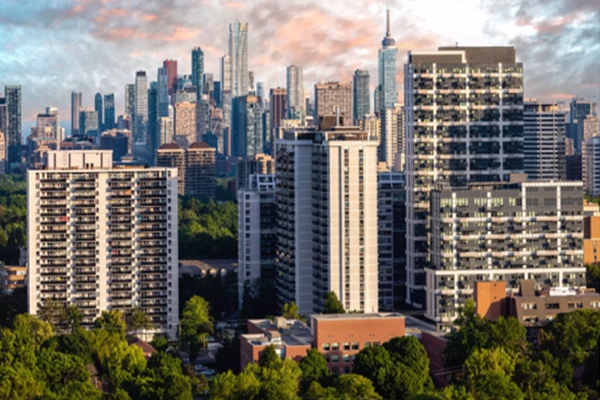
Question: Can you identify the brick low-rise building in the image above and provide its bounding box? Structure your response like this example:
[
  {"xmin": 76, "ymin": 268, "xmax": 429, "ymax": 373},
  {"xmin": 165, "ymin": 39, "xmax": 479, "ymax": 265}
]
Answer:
[
  {"xmin": 240, "ymin": 313, "xmax": 405, "ymax": 373},
  {"xmin": 584, "ymin": 215, "xmax": 600, "ymax": 264}
]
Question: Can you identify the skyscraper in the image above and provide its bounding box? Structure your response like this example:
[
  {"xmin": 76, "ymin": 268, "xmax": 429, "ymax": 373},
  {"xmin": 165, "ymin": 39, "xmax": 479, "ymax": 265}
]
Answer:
[
  {"xmin": 228, "ymin": 22, "xmax": 249, "ymax": 98},
  {"xmin": 27, "ymin": 150, "xmax": 179, "ymax": 336},
  {"xmin": 104, "ymin": 94, "xmax": 115, "ymax": 131},
  {"xmin": 584, "ymin": 136, "xmax": 600, "ymax": 196},
  {"xmin": 0, "ymin": 96, "xmax": 6, "ymax": 171},
  {"xmin": 173, "ymin": 102, "xmax": 196, "ymax": 149},
  {"xmin": 148, "ymin": 82, "xmax": 159, "ymax": 153},
  {"xmin": 286, "ymin": 65, "xmax": 305, "ymax": 119},
  {"xmin": 71, "ymin": 91, "xmax": 82, "ymax": 136},
  {"xmin": 569, "ymin": 98, "xmax": 596, "ymax": 153},
  {"xmin": 125, "ymin": 84, "xmax": 135, "ymax": 116},
  {"xmin": 523, "ymin": 100, "xmax": 566, "ymax": 180},
  {"xmin": 232, "ymin": 95, "xmax": 264, "ymax": 157},
  {"xmin": 95, "ymin": 93, "xmax": 103, "ymax": 134},
  {"xmin": 163, "ymin": 60, "xmax": 178, "ymax": 96},
  {"xmin": 404, "ymin": 46, "xmax": 524, "ymax": 310},
  {"xmin": 270, "ymin": 88, "xmax": 287, "ymax": 132},
  {"xmin": 0, "ymin": 132, "xmax": 6, "ymax": 173},
  {"xmin": 275, "ymin": 122, "xmax": 379, "ymax": 314},
  {"xmin": 134, "ymin": 71, "xmax": 148, "ymax": 142},
  {"xmin": 79, "ymin": 109, "xmax": 99, "ymax": 137},
  {"xmin": 185, "ymin": 142, "xmax": 216, "ymax": 198},
  {"xmin": 314, "ymin": 82, "xmax": 353, "ymax": 126},
  {"xmin": 377, "ymin": 10, "xmax": 398, "ymax": 111},
  {"xmin": 156, "ymin": 143, "xmax": 186, "ymax": 195},
  {"xmin": 379, "ymin": 106, "xmax": 400, "ymax": 170},
  {"xmin": 191, "ymin": 47, "xmax": 205, "ymax": 99},
  {"xmin": 5, "ymin": 86, "xmax": 21, "ymax": 167},
  {"xmin": 157, "ymin": 67, "xmax": 170, "ymax": 119},
  {"xmin": 353, "ymin": 69, "xmax": 370, "ymax": 123}
]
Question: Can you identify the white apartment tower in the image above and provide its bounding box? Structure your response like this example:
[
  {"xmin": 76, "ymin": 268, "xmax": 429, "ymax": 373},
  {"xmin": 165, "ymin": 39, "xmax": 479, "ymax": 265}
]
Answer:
[
  {"xmin": 404, "ymin": 47, "xmax": 524, "ymax": 308},
  {"xmin": 27, "ymin": 150, "xmax": 179, "ymax": 337},
  {"xmin": 523, "ymin": 100, "xmax": 566, "ymax": 180},
  {"xmin": 275, "ymin": 122, "xmax": 379, "ymax": 314}
]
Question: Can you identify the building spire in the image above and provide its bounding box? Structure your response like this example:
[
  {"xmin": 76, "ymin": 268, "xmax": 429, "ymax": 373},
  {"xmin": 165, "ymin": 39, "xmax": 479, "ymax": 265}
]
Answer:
[
  {"xmin": 386, "ymin": 8, "xmax": 391, "ymax": 37},
  {"xmin": 381, "ymin": 8, "xmax": 396, "ymax": 48}
]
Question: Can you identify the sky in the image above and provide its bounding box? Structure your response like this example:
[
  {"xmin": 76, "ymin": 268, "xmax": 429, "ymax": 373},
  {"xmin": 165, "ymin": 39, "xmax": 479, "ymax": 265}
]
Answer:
[{"xmin": 0, "ymin": 0, "xmax": 599, "ymax": 129}]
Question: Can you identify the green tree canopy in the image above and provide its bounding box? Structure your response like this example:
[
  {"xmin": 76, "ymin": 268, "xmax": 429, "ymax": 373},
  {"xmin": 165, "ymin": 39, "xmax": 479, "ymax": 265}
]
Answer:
[
  {"xmin": 181, "ymin": 295, "xmax": 213, "ymax": 356},
  {"xmin": 322, "ymin": 291, "xmax": 345, "ymax": 314},
  {"xmin": 282, "ymin": 302, "xmax": 301, "ymax": 320},
  {"xmin": 258, "ymin": 344, "xmax": 282, "ymax": 369}
]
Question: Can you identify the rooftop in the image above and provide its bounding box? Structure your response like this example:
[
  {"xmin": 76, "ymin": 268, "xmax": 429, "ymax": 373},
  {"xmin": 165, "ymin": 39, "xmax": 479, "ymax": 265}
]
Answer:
[{"xmin": 311, "ymin": 312, "xmax": 404, "ymax": 321}]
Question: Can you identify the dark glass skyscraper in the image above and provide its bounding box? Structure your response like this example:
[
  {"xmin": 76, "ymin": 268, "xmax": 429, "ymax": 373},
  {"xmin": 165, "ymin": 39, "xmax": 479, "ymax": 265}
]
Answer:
[
  {"xmin": 191, "ymin": 47, "xmax": 204, "ymax": 99},
  {"xmin": 104, "ymin": 93, "xmax": 115, "ymax": 130},
  {"xmin": 148, "ymin": 82, "xmax": 158, "ymax": 153},
  {"xmin": 353, "ymin": 69, "xmax": 370, "ymax": 123},
  {"xmin": 94, "ymin": 93, "xmax": 103, "ymax": 133},
  {"xmin": 5, "ymin": 86, "xmax": 21, "ymax": 167}
]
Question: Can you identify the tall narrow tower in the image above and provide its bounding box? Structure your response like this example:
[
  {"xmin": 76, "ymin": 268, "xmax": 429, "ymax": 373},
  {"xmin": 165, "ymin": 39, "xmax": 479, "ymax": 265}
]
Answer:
[
  {"xmin": 228, "ymin": 22, "xmax": 249, "ymax": 98},
  {"xmin": 377, "ymin": 9, "xmax": 398, "ymax": 111},
  {"xmin": 71, "ymin": 91, "xmax": 82, "ymax": 136}
]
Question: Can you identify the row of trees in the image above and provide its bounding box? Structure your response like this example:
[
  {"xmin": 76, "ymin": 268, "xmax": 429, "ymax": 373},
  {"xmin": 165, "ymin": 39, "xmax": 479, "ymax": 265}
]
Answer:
[
  {"xmin": 178, "ymin": 197, "xmax": 238, "ymax": 260},
  {"xmin": 0, "ymin": 173, "xmax": 26, "ymax": 265},
  {"xmin": 0, "ymin": 310, "xmax": 200, "ymax": 400}
]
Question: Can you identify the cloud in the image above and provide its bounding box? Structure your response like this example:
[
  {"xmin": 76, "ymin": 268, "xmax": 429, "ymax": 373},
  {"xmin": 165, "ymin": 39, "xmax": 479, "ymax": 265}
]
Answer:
[{"xmin": 0, "ymin": 0, "xmax": 598, "ymax": 126}]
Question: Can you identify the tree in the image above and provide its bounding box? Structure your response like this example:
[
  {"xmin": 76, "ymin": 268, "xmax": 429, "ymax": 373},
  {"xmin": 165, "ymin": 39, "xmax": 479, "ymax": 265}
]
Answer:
[
  {"xmin": 125, "ymin": 309, "xmax": 152, "ymax": 333},
  {"xmin": 215, "ymin": 338, "xmax": 241, "ymax": 374},
  {"xmin": 444, "ymin": 300, "xmax": 488, "ymax": 370},
  {"xmin": 0, "ymin": 286, "xmax": 26, "ymax": 328},
  {"xmin": 0, "ymin": 363, "xmax": 43, "ymax": 400},
  {"xmin": 257, "ymin": 359, "xmax": 302, "ymax": 400},
  {"xmin": 298, "ymin": 348, "xmax": 329, "ymax": 392},
  {"xmin": 142, "ymin": 352, "xmax": 193, "ymax": 400},
  {"xmin": 151, "ymin": 335, "xmax": 169, "ymax": 352},
  {"xmin": 282, "ymin": 302, "xmax": 301, "ymax": 320},
  {"xmin": 334, "ymin": 374, "xmax": 382, "ymax": 399},
  {"xmin": 37, "ymin": 347, "xmax": 101, "ymax": 398},
  {"xmin": 586, "ymin": 264, "xmax": 600, "ymax": 293},
  {"xmin": 464, "ymin": 348, "xmax": 524, "ymax": 400},
  {"xmin": 95, "ymin": 310, "xmax": 127, "ymax": 338},
  {"xmin": 103, "ymin": 341, "xmax": 147, "ymax": 389},
  {"xmin": 383, "ymin": 336, "xmax": 434, "ymax": 395},
  {"xmin": 352, "ymin": 346, "xmax": 396, "ymax": 398},
  {"xmin": 258, "ymin": 344, "xmax": 282, "ymax": 369},
  {"xmin": 322, "ymin": 291, "xmax": 345, "ymax": 314},
  {"xmin": 180, "ymin": 296, "xmax": 213, "ymax": 356}
]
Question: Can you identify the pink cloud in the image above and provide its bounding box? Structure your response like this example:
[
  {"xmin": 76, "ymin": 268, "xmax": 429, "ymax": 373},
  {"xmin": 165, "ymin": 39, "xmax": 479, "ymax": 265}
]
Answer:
[
  {"xmin": 163, "ymin": 27, "xmax": 201, "ymax": 42},
  {"xmin": 142, "ymin": 14, "xmax": 158, "ymax": 21},
  {"xmin": 226, "ymin": 1, "xmax": 245, "ymax": 9}
]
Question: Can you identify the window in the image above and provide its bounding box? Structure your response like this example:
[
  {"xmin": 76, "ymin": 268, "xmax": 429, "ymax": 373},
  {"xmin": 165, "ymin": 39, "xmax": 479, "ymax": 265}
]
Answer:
[
  {"xmin": 364, "ymin": 342, "xmax": 371, "ymax": 348},
  {"xmin": 591, "ymin": 301, "xmax": 600, "ymax": 308},
  {"xmin": 352, "ymin": 342, "xmax": 359, "ymax": 350},
  {"xmin": 545, "ymin": 303, "xmax": 559, "ymax": 309},
  {"xmin": 343, "ymin": 342, "xmax": 350, "ymax": 351},
  {"xmin": 332, "ymin": 343, "xmax": 339, "ymax": 351},
  {"xmin": 324, "ymin": 355, "xmax": 330, "ymax": 363},
  {"xmin": 342, "ymin": 354, "xmax": 350, "ymax": 363},
  {"xmin": 331, "ymin": 355, "xmax": 339, "ymax": 363},
  {"xmin": 332, "ymin": 367, "xmax": 339, "ymax": 374},
  {"xmin": 521, "ymin": 303, "xmax": 537, "ymax": 310},
  {"xmin": 373, "ymin": 342, "xmax": 381, "ymax": 347},
  {"xmin": 322, "ymin": 343, "xmax": 330, "ymax": 351},
  {"xmin": 343, "ymin": 366, "xmax": 351, "ymax": 374}
]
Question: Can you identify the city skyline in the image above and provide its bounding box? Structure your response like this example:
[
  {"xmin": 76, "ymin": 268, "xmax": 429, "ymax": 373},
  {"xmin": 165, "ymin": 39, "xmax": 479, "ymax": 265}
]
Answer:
[{"xmin": 1, "ymin": 0, "xmax": 598, "ymax": 123}]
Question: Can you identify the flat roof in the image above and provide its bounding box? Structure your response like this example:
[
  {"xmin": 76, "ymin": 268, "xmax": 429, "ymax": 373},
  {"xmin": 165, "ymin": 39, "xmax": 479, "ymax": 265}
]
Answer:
[{"xmin": 311, "ymin": 312, "xmax": 404, "ymax": 321}]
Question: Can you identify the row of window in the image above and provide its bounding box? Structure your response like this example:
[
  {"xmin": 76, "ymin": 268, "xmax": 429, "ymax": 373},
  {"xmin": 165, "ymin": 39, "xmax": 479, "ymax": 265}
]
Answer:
[{"xmin": 322, "ymin": 341, "xmax": 381, "ymax": 352}]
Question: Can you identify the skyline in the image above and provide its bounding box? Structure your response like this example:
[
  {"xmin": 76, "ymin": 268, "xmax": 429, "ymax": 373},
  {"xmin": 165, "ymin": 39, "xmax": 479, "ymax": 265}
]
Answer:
[{"xmin": 1, "ymin": 0, "xmax": 599, "ymax": 123}]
